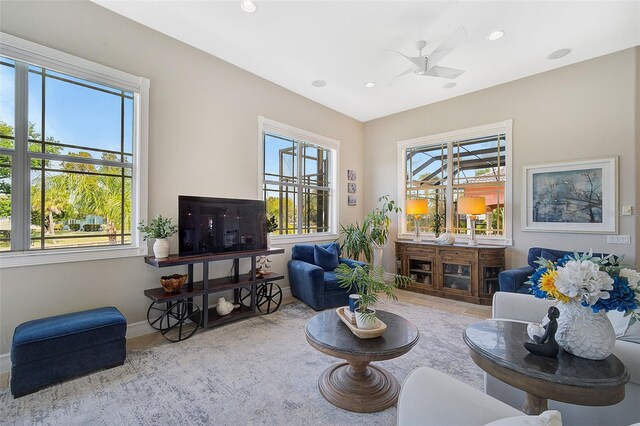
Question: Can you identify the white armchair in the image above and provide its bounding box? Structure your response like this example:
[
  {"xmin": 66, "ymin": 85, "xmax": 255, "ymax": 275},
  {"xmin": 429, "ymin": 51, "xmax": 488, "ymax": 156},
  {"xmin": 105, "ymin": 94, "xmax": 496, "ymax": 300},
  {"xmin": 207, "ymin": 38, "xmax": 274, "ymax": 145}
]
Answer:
[
  {"xmin": 397, "ymin": 367, "xmax": 524, "ymax": 426},
  {"xmin": 488, "ymin": 292, "xmax": 640, "ymax": 426}
]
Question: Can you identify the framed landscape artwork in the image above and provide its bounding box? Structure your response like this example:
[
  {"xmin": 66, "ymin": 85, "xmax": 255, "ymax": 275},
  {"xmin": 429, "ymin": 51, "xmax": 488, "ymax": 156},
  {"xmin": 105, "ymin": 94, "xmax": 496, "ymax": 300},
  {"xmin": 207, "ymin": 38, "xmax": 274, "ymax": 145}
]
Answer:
[{"xmin": 522, "ymin": 157, "xmax": 617, "ymax": 233}]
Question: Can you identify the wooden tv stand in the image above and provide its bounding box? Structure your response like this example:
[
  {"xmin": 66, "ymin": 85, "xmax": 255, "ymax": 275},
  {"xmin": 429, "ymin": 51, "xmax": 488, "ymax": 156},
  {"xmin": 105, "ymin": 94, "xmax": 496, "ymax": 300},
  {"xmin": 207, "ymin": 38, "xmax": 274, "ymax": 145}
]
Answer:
[
  {"xmin": 395, "ymin": 241, "xmax": 505, "ymax": 305},
  {"xmin": 143, "ymin": 247, "xmax": 285, "ymax": 340}
]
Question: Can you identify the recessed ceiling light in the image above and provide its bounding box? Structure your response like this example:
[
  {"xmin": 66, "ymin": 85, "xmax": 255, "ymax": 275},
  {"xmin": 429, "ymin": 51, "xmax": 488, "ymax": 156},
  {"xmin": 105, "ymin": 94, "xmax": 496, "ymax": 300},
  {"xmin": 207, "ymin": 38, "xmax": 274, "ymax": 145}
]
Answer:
[
  {"xmin": 311, "ymin": 80, "xmax": 327, "ymax": 88},
  {"xmin": 443, "ymin": 82, "xmax": 457, "ymax": 89},
  {"xmin": 548, "ymin": 48, "xmax": 572, "ymax": 60},
  {"xmin": 486, "ymin": 30, "xmax": 505, "ymax": 41},
  {"xmin": 240, "ymin": 0, "xmax": 257, "ymax": 13},
  {"xmin": 364, "ymin": 82, "xmax": 376, "ymax": 88}
]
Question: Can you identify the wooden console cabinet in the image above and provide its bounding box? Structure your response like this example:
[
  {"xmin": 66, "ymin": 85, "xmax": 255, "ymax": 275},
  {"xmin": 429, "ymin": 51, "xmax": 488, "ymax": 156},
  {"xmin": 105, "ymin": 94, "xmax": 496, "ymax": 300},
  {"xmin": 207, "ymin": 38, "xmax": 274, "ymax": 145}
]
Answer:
[{"xmin": 395, "ymin": 241, "xmax": 505, "ymax": 305}]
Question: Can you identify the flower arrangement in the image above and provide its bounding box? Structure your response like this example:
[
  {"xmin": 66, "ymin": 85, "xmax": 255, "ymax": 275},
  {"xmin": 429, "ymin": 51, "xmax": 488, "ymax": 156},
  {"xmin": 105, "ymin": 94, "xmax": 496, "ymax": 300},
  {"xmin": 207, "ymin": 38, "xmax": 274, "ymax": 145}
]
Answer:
[{"xmin": 527, "ymin": 251, "xmax": 640, "ymax": 323}]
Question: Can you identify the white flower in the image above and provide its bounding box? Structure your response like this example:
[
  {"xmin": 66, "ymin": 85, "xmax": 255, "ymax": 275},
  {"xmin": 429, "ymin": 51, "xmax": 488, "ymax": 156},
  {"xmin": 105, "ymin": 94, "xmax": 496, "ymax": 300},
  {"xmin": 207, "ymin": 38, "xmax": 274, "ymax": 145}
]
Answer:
[
  {"xmin": 555, "ymin": 259, "xmax": 614, "ymax": 306},
  {"xmin": 620, "ymin": 268, "xmax": 640, "ymax": 289}
]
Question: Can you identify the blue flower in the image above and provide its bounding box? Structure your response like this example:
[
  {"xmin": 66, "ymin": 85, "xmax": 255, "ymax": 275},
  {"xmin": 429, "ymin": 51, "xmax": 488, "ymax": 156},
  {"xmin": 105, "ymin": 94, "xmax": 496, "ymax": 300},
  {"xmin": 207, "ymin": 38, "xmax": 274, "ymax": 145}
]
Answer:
[
  {"xmin": 589, "ymin": 276, "xmax": 638, "ymax": 313},
  {"xmin": 556, "ymin": 254, "xmax": 573, "ymax": 268},
  {"xmin": 529, "ymin": 266, "xmax": 550, "ymax": 299}
]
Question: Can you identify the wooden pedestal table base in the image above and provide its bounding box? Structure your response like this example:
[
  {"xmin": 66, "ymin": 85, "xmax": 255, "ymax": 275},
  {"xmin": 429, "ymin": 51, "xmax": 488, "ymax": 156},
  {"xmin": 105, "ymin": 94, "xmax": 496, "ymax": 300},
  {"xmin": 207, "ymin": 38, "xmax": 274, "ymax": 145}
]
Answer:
[
  {"xmin": 305, "ymin": 310, "xmax": 419, "ymax": 413},
  {"xmin": 318, "ymin": 361, "xmax": 399, "ymax": 413}
]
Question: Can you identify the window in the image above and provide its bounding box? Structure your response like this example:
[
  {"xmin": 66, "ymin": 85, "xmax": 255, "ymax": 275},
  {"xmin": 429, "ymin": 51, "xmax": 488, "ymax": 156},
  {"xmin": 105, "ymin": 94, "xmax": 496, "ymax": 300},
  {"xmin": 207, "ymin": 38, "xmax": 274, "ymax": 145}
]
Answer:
[
  {"xmin": 398, "ymin": 121, "xmax": 512, "ymax": 244},
  {"xmin": 259, "ymin": 117, "xmax": 338, "ymax": 239},
  {"xmin": 0, "ymin": 33, "xmax": 149, "ymax": 266}
]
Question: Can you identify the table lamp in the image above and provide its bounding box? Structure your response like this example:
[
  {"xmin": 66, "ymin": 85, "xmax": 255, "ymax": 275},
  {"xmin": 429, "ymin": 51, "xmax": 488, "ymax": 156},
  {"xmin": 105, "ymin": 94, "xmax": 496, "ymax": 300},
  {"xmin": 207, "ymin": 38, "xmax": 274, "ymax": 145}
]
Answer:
[
  {"xmin": 458, "ymin": 196, "xmax": 486, "ymax": 246},
  {"xmin": 405, "ymin": 199, "xmax": 429, "ymax": 242}
]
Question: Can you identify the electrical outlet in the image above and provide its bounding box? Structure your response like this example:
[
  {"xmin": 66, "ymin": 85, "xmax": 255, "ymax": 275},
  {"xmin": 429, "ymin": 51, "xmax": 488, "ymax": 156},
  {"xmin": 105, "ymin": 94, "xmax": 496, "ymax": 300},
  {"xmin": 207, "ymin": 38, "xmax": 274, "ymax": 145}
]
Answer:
[{"xmin": 606, "ymin": 235, "xmax": 631, "ymax": 245}]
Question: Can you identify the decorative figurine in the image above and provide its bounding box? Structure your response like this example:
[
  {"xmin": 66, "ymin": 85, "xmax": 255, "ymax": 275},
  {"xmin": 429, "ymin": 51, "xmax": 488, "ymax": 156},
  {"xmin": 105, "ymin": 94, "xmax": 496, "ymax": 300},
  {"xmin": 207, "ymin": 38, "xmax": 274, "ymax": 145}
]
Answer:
[
  {"xmin": 215, "ymin": 297, "xmax": 239, "ymax": 316},
  {"xmin": 524, "ymin": 306, "xmax": 560, "ymax": 358},
  {"xmin": 256, "ymin": 256, "xmax": 272, "ymax": 277},
  {"xmin": 435, "ymin": 230, "xmax": 455, "ymax": 245}
]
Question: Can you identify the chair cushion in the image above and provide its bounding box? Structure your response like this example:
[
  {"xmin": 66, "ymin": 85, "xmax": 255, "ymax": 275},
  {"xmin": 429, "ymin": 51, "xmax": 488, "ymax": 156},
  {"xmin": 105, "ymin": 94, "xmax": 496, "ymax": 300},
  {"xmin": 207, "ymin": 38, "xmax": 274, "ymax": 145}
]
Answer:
[
  {"xmin": 292, "ymin": 242, "xmax": 340, "ymax": 265},
  {"xmin": 540, "ymin": 250, "xmax": 559, "ymax": 263},
  {"xmin": 324, "ymin": 271, "xmax": 343, "ymax": 291},
  {"xmin": 11, "ymin": 307, "xmax": 127, "ymax": 365},
  {"xmin": 314, "ymin": 244, "xmax": 339, "ymax": 271}
]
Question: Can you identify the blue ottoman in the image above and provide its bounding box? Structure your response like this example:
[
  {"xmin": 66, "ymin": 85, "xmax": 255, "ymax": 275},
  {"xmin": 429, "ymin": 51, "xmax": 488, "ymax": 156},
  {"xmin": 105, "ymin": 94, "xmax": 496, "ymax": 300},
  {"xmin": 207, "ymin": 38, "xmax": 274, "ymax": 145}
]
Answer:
[{"xmin": 11, "ymin": 307, "xmax": 127, "ymax": 398}]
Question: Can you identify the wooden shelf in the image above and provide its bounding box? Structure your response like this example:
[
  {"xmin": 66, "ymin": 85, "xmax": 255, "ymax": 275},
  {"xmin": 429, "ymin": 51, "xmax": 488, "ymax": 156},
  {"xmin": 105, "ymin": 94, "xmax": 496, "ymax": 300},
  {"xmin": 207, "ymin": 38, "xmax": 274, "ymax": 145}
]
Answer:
[
  {"xmin": 443, "ymin": 273, "xmax": 471, "ymax": 279},
  {"xmin": 205, "ymin": 305, "xmax": 254, "ymax": 327},
  {"xmin": 410, "ymin": 269, "xmax": 432, "ymax": 274},
  {"xmin": 144, "ymin": 247, "xmax": 285, "ymax": 268},
  {"xmin": 144, "ymin": 285, "xmax": 206, "ymax": 303}
]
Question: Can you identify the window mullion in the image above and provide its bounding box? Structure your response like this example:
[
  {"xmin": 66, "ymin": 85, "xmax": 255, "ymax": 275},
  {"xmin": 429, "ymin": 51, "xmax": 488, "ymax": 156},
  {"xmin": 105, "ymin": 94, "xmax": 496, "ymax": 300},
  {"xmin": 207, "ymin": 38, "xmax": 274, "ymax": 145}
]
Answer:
[
  {"xmin": 296, "ymin": 140, "xmax": 303, "ymax": 234},
  {"xmin": 445, "ymin": 141, "xmax": 454, "ymax": 232},
  {"xmin": 11, "ymin": 61, "xmax": 28, "ymax": 251}
]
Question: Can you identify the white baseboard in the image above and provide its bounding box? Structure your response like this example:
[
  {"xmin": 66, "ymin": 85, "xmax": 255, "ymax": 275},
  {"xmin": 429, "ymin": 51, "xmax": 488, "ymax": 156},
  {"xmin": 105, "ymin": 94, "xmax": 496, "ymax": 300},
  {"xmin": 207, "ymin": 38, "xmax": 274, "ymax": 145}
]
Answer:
[{"xmin": 1, "ymin": 286, "xmax": 293, "ymax": 374}]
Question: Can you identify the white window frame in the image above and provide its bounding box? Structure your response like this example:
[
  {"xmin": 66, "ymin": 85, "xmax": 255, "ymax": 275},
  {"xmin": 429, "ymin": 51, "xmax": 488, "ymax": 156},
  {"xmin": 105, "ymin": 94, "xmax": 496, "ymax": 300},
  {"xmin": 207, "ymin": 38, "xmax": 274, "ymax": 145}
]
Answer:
[
  {"xmin": 258, "ymin": 116, "xmax": 339, "ymax": 244},
  {"xmin": 0, "ymin": 33, "xmax": 149, "ymax": 268},
  {"xmin": 397, "ymin": 120, "xmax": 513, "ymax": 246}
]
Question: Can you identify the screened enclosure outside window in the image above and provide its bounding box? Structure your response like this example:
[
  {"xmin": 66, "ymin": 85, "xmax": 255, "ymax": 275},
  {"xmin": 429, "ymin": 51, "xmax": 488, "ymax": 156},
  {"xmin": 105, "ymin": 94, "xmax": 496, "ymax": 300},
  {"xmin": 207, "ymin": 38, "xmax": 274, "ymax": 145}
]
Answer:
[
  {"xmin": 261, "ymin": 118, "xmax": 337, "ymax": 237},
  {"xmin": 400, "ymin": 121, "xmax": 512, "ymax": 243},
  {"xmin": 0, "ymin": 34, "xmax": 147, "ymax": 260}
]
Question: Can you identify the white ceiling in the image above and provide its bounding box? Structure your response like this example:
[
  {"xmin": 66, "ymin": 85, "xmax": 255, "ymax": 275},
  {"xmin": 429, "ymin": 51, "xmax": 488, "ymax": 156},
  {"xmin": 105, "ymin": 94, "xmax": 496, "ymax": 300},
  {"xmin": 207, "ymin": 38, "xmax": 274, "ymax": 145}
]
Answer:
[{"xmin": 94, "ymin": 1, "xmax": 640, "ymax": 122}]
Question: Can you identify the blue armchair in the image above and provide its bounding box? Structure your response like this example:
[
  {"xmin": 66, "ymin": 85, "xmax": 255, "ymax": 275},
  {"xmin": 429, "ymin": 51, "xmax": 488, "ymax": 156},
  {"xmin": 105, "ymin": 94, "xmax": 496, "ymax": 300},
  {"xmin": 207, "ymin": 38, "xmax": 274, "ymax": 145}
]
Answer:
[
  {"xmin": 498, "ymin": 247, "xmax": 608, "ymax": 293},
  {"xmin": 288, "ymin": 242, "xmax": 366, "ymax": 311}
]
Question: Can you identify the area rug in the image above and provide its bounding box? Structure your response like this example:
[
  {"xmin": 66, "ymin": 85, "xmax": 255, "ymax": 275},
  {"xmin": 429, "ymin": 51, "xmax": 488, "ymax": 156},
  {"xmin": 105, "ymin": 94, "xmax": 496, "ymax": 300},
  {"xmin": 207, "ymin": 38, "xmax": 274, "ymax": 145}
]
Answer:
[{"xmin": 0, "ymin": 299, "xmax": 484, "ymax": 425}]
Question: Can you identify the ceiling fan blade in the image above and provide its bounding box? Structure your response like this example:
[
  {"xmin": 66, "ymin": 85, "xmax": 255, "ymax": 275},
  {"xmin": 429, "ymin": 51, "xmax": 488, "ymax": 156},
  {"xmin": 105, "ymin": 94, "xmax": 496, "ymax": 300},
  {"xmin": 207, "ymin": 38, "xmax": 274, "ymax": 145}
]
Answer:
[
  {"xmin": 426, "ymin": 26, "xmax": 467, "ymax": 71},
  {"xmin": 425, "ymin": 65, "xmax": 465, "ymax": 79},
  {"xmin": 384, "ymin": 49, "xmax": 424, "ymax": 68},
  {"xmin": 388, "ymin": 67, "xmax": 416, "ymax": 86}
]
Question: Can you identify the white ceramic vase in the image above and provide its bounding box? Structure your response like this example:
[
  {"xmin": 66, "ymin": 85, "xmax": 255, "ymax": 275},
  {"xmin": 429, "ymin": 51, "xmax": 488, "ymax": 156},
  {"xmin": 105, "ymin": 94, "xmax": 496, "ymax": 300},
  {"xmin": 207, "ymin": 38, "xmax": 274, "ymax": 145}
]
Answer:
[
  {"xmin": 372, "ymin": 243, "xmax": 384, "ymax": 269},
  {"xmin": 555, "ymin": 300, "xmax": 616, "ymax": 360},
  {"xmin": 153, "ymin": 238, "xmax": 170, "ymax": 259},
  {"xmin": 355, "ymin": 308, "xmax": 377, "ymax": 330}
]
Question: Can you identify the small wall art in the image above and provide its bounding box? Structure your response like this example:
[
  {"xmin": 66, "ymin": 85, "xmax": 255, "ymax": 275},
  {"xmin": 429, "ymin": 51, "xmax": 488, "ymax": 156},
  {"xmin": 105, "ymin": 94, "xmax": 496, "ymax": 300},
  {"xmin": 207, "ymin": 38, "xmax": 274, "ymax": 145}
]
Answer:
[
  {"xmin": 347, "ymin": 170, "xmax": 356, "ymax": 181},
  {"xmin": 347, "ymin": 183, "xmax": 356, "ymax": 193},
  {"xmin": 348, "ymin": 195, "xmax": 357, "ymax": 206}
]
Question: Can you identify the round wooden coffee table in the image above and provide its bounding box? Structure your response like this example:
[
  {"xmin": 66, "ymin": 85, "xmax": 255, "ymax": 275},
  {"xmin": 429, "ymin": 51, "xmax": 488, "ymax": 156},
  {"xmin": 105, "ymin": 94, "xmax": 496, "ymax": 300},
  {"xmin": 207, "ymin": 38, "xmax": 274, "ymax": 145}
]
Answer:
[
  {"xmin": 464, "ymin": 320, "xmax": 629, "ymax": 415},
  {"xmin": 305, "ymin": 309, "xmax": 419, "ymax": 413}
]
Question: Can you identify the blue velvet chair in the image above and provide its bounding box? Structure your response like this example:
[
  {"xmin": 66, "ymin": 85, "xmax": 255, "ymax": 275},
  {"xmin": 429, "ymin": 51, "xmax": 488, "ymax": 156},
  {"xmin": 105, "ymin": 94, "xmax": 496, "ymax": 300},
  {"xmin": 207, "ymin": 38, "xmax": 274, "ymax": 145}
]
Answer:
[
  {"xmin": 498, "ymin": 247, "xmax": 608, "ymax": 294},
  {"xmin": 288, "ymin": 242, "xmax": 366, "ymax": 311}
]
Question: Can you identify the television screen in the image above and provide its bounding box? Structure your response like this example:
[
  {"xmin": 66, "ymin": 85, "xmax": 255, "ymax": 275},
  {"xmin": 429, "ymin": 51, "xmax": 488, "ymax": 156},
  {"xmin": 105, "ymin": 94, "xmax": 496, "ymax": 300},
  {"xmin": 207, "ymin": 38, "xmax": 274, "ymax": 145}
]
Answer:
[{"xmin": 178, "ymin": 196, "xmax": 267, "ymax": 257}]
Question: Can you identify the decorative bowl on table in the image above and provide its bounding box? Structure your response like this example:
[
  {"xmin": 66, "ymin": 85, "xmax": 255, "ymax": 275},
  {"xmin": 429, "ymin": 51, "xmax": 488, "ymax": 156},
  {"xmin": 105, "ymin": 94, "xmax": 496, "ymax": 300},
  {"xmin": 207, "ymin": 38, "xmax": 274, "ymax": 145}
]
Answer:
[{"xmin": 160, "ymin": 274, "xmax": 188, "ymax": 293}]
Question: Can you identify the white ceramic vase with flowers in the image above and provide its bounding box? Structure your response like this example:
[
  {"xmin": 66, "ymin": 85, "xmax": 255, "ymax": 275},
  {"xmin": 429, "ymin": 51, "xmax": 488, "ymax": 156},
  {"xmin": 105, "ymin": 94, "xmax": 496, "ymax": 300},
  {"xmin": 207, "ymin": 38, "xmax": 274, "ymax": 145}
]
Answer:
[{"xmin": 137, "ymin": 215, "xmax": 179, "ymax": 259}]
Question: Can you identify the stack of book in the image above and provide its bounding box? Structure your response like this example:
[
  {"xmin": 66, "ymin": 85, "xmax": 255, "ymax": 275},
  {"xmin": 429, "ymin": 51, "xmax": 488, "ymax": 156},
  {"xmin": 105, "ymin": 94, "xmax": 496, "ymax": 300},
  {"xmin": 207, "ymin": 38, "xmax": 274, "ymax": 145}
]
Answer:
[{"xmin": 343, "ymin": 307, "xmax": 357, "ymax": 324}]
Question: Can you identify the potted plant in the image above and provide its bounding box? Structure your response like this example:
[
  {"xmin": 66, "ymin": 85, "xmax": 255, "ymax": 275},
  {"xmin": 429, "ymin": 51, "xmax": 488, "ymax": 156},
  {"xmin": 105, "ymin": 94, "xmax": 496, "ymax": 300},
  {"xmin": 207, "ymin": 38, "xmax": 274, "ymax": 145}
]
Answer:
[
  {"xmin": 366, "ymin": 195, "xmax": 401, "ymax": 267},
  {"xmin": 266, "ymin": 213, "xmax": 278, "ymax": 248},
  {"xmin": 137, "ymin": 215, "xmax": 178, "ymax": 259},
  {"xmin": 338, "ymin": 221, "xmax": 372, "ymax": 263},
  {"xmin": 335, "ymin": 263, "xmax": 410, "ymax": 330}
]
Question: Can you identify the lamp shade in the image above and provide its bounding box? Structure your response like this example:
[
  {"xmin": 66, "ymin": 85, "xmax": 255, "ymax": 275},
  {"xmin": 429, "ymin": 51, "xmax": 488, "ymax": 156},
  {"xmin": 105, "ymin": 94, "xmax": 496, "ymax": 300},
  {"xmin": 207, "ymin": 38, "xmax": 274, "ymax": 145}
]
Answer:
[
  {"xmin": 458, "ymin": 197, "xmax": 486, "ymax": 215},
  {"xmin": 405, "ymin": 199, "xmax": 429, "ymax": 215}
]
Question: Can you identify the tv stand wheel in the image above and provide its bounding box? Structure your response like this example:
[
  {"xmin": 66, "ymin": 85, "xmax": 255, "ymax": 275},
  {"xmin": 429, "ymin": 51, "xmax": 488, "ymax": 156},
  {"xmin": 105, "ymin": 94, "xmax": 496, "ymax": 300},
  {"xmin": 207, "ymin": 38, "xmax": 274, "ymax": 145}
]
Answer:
[
  {"xmin": 159, "ymin": 301, "xmax": 201, "ymax": 342},
  {"xmin": 256, "ymin": 282, "xmax": 282, "ymax": 314}
]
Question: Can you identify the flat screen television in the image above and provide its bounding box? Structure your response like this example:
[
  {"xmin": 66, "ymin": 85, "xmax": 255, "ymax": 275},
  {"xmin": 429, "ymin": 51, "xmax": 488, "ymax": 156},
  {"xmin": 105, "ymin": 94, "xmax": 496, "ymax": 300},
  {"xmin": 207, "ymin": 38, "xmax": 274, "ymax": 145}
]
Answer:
[{"xmin": 178, "ymin": 196, "xmax": 267, "ymax": 257}]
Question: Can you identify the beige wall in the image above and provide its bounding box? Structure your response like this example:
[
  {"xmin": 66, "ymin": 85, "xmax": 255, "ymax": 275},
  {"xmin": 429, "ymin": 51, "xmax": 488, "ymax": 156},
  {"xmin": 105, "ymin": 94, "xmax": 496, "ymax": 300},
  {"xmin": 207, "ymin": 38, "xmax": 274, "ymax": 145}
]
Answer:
[
  {"xmin": 363, "ymin": 48, "xmax": 638, "ymax": 272},
  {"xmin": 0, "ymin": 1, "xmax": 364, "ymax": 354}
]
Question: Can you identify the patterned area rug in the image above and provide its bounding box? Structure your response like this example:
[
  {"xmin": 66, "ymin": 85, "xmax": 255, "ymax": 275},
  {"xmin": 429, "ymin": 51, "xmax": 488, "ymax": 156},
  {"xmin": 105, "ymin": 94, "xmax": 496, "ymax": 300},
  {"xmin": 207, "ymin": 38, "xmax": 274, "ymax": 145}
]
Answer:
[{"xmin": 1, "ymin": 300, "xmax": 484, "ymax": 425}]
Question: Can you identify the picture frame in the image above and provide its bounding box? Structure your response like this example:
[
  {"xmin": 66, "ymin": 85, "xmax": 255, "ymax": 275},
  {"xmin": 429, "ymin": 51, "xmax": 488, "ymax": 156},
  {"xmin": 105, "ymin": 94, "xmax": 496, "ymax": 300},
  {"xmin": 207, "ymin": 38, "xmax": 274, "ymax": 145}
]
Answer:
[
  {"xmin": 347, "ymin": 195, "xmax": 357, "ymax": 206},
  {"xmin": 347, "ymin": 170, "xmax": 356, "ymax": 181},
  {"xmin": 522, "ymin": 157, "xmax": 617, "ymax": 233},
  {"xmin": 347, "ymin": 183, "xmax": 356, "ymax": 193}
]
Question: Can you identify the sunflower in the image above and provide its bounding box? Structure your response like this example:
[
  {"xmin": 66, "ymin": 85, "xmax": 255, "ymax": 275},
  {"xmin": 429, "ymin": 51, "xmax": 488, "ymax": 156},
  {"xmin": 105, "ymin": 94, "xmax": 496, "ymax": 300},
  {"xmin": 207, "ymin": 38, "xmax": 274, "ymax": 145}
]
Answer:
[{"xmin": 539, "ymin": 270, "xmax": 570, "ymax": 303}]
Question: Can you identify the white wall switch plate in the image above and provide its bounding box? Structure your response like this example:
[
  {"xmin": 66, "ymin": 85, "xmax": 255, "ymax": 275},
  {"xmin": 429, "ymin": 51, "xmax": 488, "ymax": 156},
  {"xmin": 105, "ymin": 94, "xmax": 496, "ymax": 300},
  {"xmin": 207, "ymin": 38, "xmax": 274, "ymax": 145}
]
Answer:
[
  {"xmin": 606, "ymin": 235, "xmax": 631, "ymax": 244},
  {"xmin": 621, "ymin": 206, "xmax": 633, "ymax": 216}
]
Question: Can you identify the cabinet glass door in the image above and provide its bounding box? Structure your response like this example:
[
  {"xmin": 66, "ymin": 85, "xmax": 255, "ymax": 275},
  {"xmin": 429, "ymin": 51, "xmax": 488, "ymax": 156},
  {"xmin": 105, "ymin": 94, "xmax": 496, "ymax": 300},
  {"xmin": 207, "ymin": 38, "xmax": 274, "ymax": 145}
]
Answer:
[
  {"xmin": 442, "ymin": 262, "xmax": 471, "ymax": 291},
  {"xmin": 482, "ymin": 266, "xmax": 502, "ymax": 294}
]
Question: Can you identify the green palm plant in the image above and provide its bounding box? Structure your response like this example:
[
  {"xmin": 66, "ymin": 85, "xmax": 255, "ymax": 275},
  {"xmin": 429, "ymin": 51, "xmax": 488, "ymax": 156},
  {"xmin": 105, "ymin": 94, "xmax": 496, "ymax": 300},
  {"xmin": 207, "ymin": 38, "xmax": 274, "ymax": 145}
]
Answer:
[
  {"xmin": 338, "ymin": 221, "xmax": 372, "ymax": 263},
  {"xmin": 335, "ymin": 263, "xmax": 410, "ymax": 324}
]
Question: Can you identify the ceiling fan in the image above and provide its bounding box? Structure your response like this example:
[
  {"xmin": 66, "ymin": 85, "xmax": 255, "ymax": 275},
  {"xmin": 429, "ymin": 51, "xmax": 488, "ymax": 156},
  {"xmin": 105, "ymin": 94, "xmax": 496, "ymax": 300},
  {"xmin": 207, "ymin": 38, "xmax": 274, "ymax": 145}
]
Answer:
[{"xmin": 390, "ymin": 26, "xmax": 467, "ymax": 82}]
